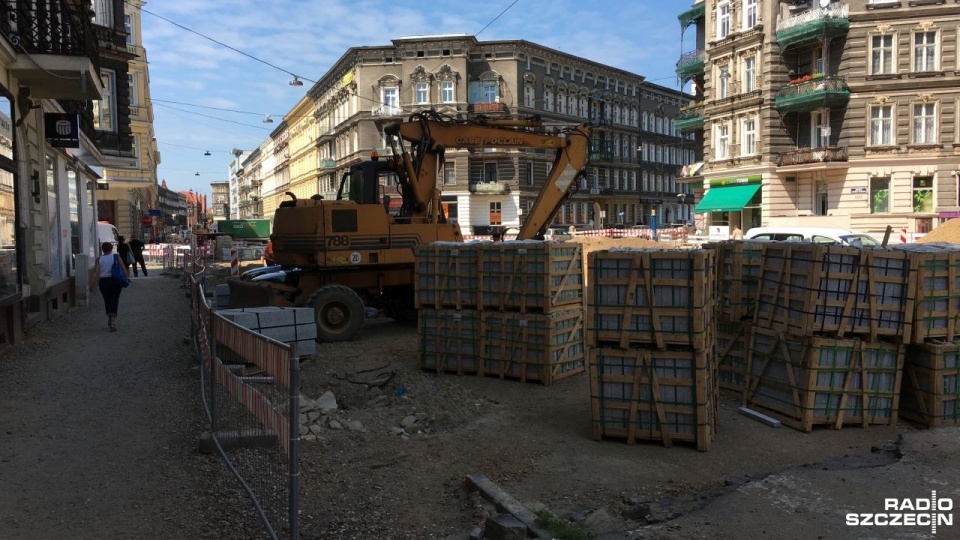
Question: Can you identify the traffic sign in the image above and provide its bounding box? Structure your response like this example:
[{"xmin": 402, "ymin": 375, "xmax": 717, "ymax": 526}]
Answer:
[{"xmin": 140, "ymin": 215, "xmax": 153, "ymax": 226}]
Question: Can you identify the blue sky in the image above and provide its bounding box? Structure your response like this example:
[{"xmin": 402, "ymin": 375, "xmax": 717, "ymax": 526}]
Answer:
[{"xmin": 142, "ymin": 0, "xmax": 697, "ymax": 199}]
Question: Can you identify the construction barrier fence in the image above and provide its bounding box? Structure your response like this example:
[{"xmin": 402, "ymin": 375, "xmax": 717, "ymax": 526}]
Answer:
[{"xmin": 188, "ymin": 253, "xmax": 300, "ymax": 540}]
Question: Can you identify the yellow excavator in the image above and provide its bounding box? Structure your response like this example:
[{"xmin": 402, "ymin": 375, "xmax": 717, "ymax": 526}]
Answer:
[{"xmin": 230, "ymin": 109, "xmax": 591, "ymax": 341}]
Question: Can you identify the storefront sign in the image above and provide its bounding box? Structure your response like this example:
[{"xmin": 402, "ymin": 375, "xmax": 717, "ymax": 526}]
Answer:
[
  {"xmin": 939, "ymin": 211, "xmax": 960, "ymax": 219},
  {"xmin": 708, "ymin": 225, "xmax": 730, "ymax": 241},
  {"xmin": 140, "ymin": 216, "xmax": 153, "ymax": 226},
  {"xmin": 709, "ymin": 175, "xmax": 762, "ymax": 189},
  {"xmin": 43, "ymin": 113, "xmax": 79, "ymax": 148},
  {"xmin": 639, "ymin": 198, "xmax": 663, "ymax": 204}
]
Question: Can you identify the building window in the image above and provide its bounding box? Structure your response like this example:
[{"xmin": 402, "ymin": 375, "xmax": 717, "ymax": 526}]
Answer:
[
  {"xmin": 381, "ymin": 86, "xmax": 399, "ymax": 115},
  {"xmin": 544, "ymin": 89, "xmax": 553, "ymax": 112},
  {"xmin": 128, "ymin": 73, "xmax": 138, "ymax": 107},
  {"xmin": 557, "ymin": 91, "xmax": 566, "ymax": 114},
  {"xmin": 718, "ymin": 66, "xmax": 729, "ymax": 99},
  {"xmin": 91, "ymin": 0, "xmax": 112, "ymax": 27},
  {"xmin": 743, "ymin": 56, "xmax": 755, "ymax": 93},
  {"xmin": 124, "ymin": 14, "xmax": 133, "ymax": 45},
  {"xmin": 93, "ymin": 70, "xmax": 116, "ymax": 131},
  {"xmin": 913, "ymin": 103, "xmax": 937, "ymax": 144},
  {"xmin": 524, "ymin": 85, "xmax": 535, "ymax": 107},
  {"xmin": 525, "ymin": 162, "xmax": 534, "ymax": 186},
  {"xmin": 443, "ymin": 161, "xmax": 455, "ymax": 185},
  {"xmin": 716, "ymin": 1, "xmax": 731, "ymax": 40},
  {"xmin": 715, "ymin": 123, "xmax": 730, "ymax": 160},
  {"xmin": 870, "ymin": 177, "xmax": 890, "ymax": 214},
  {"xmin": 913, "ymin": 176, "xmax": 934, "ymax": 213},
  {"xmin": 441, "ymin": 81, "xmax": 454, "ymax": 103},
  {"xmin": 743, "ymin": 0, "xmax": 758, "ymax": 30},
  {"xmin": 870, "ymin": 105, "xmax": 894, "ymax": 146},
  {"xmin": 914, "ymin": 31, "xmax": 937, "ymax": 72},
  {"xmin": 871, "ymin": 35, "xmax": 895, "ymax": 75},
  {"xmin": 815, "ymin": 181, "xmax": 828, "ymax": 216},
  {"xmin": 481, "ymin": 81, "xmax": 498, "ymax": 103},
  {"xmin": 741, "ymin": 117, "xmax": 756, "ymax": 156},
  {"xmin": 812, "ymin": 110, "xmax": 830, "ymax": 147},
  {"xmin": 484, "ymin": 162, "xmax": 497, "ymax": 182},
  {"xmin": 415, "ymin": 82, "xmax": 428, "ymax": 104},
  {"xmin": 489, "ymin": 202, "xmax": 502, "ymax": 226}
]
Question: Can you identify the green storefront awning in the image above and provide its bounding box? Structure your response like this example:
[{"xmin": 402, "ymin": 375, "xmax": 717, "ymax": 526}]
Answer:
[{"xmin": 694, "ymin": 184, "xmax": 761, "ymax": 214}]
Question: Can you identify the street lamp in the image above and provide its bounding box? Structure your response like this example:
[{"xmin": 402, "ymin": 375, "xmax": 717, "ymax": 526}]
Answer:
[{"xmin": 677, "ymin": 192, "xmax": 687, "ymax": 224}]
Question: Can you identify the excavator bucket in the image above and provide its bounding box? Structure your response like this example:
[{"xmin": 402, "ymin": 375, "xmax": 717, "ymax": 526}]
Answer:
[{"xmin": 227, "ymin": 280, "xmax": 277, "ymax": 309}]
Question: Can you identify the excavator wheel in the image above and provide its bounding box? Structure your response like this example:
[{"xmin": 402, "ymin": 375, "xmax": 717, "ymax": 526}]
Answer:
[{"xmin": 308, "ymin": 285, "xmax": 365, "ymax": 342}]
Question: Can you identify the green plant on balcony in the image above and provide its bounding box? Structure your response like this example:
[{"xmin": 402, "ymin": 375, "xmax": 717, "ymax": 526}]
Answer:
[{"xmin": 680, "ymin": 101, "xmax": 704, "ymax": 113}]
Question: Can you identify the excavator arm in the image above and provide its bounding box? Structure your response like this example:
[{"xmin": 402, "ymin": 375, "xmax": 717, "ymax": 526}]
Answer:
[{"xmin": 384, "ymin": 111, "xmax": 590, "ymax": 239}]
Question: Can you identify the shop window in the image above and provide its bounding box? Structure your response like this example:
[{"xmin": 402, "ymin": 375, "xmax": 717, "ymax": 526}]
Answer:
[
  {"xmin": 870, "ymin": 177, "xmax": 890, "ymax": 214},
  {"xmin": 815, "ymin": 181, "xmax": 828, "ymax": 216},
  {"xmin": 913, "ymin": 176, "xmax": 933, "ymax": 213}
]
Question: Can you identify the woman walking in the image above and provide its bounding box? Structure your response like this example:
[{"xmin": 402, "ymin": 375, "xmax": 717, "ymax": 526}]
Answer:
[{"xmin": 89, "ymin": 242, "xmax": 129, "ymax": 331}]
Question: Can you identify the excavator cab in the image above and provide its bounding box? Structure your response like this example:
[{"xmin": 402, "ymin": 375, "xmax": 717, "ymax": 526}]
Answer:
[{"xmin": 337, "ymin": 158, "xmax": 398, "ymax": 206}]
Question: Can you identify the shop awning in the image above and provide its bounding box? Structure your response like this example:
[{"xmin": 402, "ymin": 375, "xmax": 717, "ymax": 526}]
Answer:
[{"xmin": 694, "ymin": 184, "xmax": 761, "ymax": 214}]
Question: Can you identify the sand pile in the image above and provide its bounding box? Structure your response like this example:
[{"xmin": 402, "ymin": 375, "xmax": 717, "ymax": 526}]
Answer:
[{"xmin": 917, "ymin": 219, "xmax": 960, "ymax": 244}]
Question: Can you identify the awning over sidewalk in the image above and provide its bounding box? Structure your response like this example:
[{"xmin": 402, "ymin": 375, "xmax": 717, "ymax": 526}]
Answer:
[{"xmin": 694, "ymin": 184, "xmax": 761, "ymax": 214}]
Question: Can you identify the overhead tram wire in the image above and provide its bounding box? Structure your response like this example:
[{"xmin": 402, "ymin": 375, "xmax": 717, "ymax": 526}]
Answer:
[{"xmin": 153, "ymin": 102, "xmax": 274, "ymax": 131}]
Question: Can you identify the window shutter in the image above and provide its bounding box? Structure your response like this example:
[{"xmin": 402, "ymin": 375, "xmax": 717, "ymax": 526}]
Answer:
[{"xmin": 468, "ymin": 81, "xmax": 481, "ymax": 104}]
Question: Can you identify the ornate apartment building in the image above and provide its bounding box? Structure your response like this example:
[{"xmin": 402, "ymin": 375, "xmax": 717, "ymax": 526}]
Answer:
[
  {"xmin": 679, "ymin": 0, "xmax": 960, "ymax": 238},
  {"xmin": 241, "ymin": 35, "xmax": 694, "ymax": 234}
]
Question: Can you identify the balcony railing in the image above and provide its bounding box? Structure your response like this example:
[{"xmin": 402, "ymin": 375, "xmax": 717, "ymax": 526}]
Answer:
[
  {"xmin": 469, "ymin": 181, "xmax": 511, "ymax": 195},
  {"xmin": 729, "ymin": 141, "xmax": 763, "ymax": 158},
  {"xmin": 777, "ymin": 146, "xmax": 848, "ymax": 167},
  {"xmin": 774, "ymin": 76, "xmax": 850, "ymax": 114},
  {"xmin": 0, "ymin": 0, "xmax": 100, "ymax": 73},
  {"xmin": 675, "ymin": 107, "xmax": 704, "ymax": 133},
  {"xmin": 371, "ymin": 106, "xmax": 402, "ymax": 117},
  {"xmin": 468, "ymin": 102, "xmax": 509, "ymax": 114},
  {"xmin": 675, "ymin": 49, "xmax": 705, "ymax": 82},
  {"xmin": 776, "ymin": 4, "xmax": 849, "ymax": 50}
]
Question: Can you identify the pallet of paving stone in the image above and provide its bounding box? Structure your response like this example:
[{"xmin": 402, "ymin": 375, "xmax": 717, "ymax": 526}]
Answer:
[
  {"xmin": 588, "ymin": 249, "xmax": 715, "ymax": 350},
  {"xmin": 744, "ymin": 326, "xmax": 904, "ymax": 432},
  {"xmin": 419, "ymin": 308, "xmax": 482, "ymax": 375},
  {"xmin": 415, "ymin": 242, "xmax": 481, "ymax": 310},
  {"xmin": 589, "ymin": 346, "xmax": 718, "ymax": 452},
  {"xmin": 717, "ymin": 319, "xmax": 751, "ymax": 394},
  {"xmin": 754, "ymin": 244, "xmax": 915, "ymax": 343},
  {"xmin": 909, "ymin": 246, "xmax": 960, "ymax": 343},
  {"xmin": 477, "ymin": 241, "xmax": 584, "ymax": 313},
  {"xmin": 899, "ymin": 340, "xmax": 960, "ymax": 428},
  {"xmin": 708, "ymin": 241, "xmax": 763, "ymax": 322},
  {"xmin": 217, "ymin": 306, "xmax": 317, "ymax": 357},
  {"xmin": 479, "ymin": 306, "xmax": 585, "ymax": 385}
]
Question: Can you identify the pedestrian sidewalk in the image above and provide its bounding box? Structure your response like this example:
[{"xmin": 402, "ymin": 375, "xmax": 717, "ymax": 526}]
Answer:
[{"xmin": 0, "ymin": 265, "xmax": 259, "ymax": 538}]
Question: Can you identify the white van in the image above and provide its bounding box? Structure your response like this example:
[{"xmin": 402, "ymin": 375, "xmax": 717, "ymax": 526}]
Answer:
[
  {"xmin": 97, "ymin": 222, "xmax": 119, "ymax": 248},
  {"xmin": 743, "ymin": 226, "xmax": 881, "ymax": 247}
]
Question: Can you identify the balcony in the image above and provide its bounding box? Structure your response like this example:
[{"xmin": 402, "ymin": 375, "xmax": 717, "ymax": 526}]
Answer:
[
  {"xmin": 0, "ymin": 0, "xmax": 103, "ymax": 100},
  {"xmin": 469, "ymin": 181, "xmax": 511, "ymax": 195},
  {"xmin": 678, "ymin": 2, "xmax": 706, "ymax": 28},
  {"xmin": 675, "ymin": 107, "xmax": 704, "ymax": 133},
  {"xmin": 675, "ymin": 49, "xmax": 705, "ymax": 82},
  {"xmin": 468, "ymin": 102, "xmax": 509, "ymax": 114},
  {"xmin": 320, "ymin": 159, "xmax": 337, "ymax": 169},
  {"xmin": 776, "ymin": 4, "xmax": 849, "ymax": 51},
  {"xmin": 774, "ymin": 76, "xmax": 850, "ymax": 114},
  {"xmin": 776, "ymin": 146, "xmax": 848, "ymax": 167}
]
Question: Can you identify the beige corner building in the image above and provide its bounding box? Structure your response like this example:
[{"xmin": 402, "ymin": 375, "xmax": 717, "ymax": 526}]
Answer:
[
  {"xmin": 678, "ymin": 0, "xmax": 960, "ymax": 239},
  {"xmin": 247, "ymin": 35, "xmax": 694, "ymax": 234}
]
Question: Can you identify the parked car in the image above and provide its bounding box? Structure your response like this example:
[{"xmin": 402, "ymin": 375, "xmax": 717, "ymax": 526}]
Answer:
[
  {"xmin": 743, "ymin": 226, "xmax": 881, "ymax": 247},
  {"xmin": 543, "ymin": 227, "xmax": 574, "ymax": 241}
]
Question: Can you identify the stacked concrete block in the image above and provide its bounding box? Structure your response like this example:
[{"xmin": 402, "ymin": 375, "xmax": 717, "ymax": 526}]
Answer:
[
  {"xmin": 587, "ymin": 249, "xmax": 718, "ymax": 451},
  {"xmin": 218, "ymin": 306, "xmax": 316, "ymax": 357},
  {"xmin": 415, "ymin": 241, "xmax": 586, "ymax": 385}
]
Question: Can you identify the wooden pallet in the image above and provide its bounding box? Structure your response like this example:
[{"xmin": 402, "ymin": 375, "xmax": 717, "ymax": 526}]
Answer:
[
  {"xmin": 480, "ymin": 307, "xmax": 586, "ymax": 385},
  {"xmin": 478, "ymin": 242, "xmax": 584, "ymax": 313},
  {"xmin": 912, "ymin": 249, "xmax": 960, "ymax": 343},
  {"xmin": 755, "ymin": 244, "xmax": 915, "ymax": 343},
  {"xmin": 419, "ymin": 309, "xmax": 482, "ymax": 375},
  {"xmin": 588, "ymin": 249, "xmax": 715, "ymax": 350},
  {"xmin": 744, "ymin": 326, "xmax": 904, "ymax": 432},
  {"xmin": 900, "ymin": 340, "xmax": 960, "ymax": 428},
  {"xmin": 717, "ymin": 320, "xmax": 751, "ymax": 394},
  {"xmin": 589, "ymin": 346, "xmax": 718, "ymax": 452},
  {"xmin": 707, "ymin": 241, "xmax": 763, "ymax": 322},
  {"xmin": 415, "ymin": 243, "xmax": 480, "ymax": 310}
]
